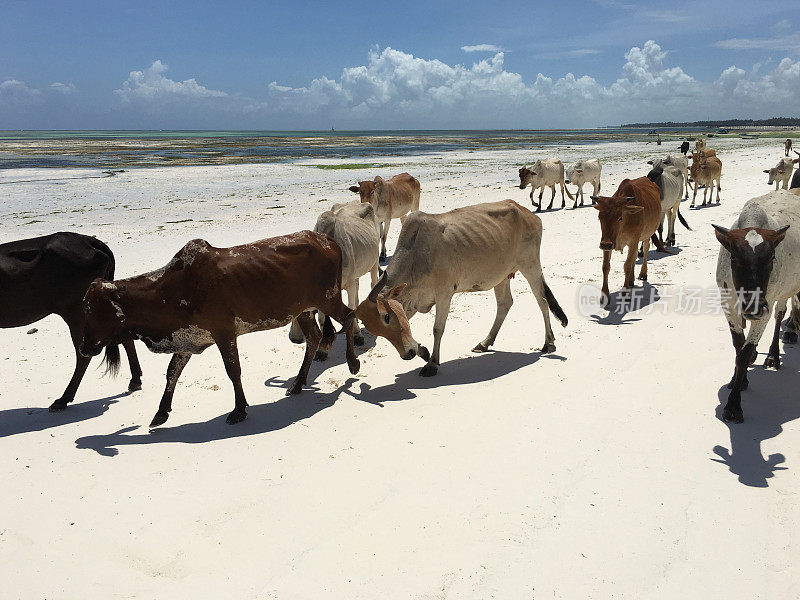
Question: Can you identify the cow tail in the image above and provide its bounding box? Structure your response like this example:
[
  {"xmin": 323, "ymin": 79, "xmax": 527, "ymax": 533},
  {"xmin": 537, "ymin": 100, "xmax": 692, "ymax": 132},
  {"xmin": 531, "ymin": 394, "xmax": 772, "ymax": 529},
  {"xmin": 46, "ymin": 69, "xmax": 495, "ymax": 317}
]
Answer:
[
  {"xmin": 102, "ymin": 344, "xmax": 121, "ymax": 378},
  {"xmin": 543, "ymin": 279, "xmax": 568, "ymax": 328},
  {"xmin": 677, "ymin": 210, "xmax": 692, "ymax": 231},
  {"xmin": 562, "ymin": 181, "xmax": 575, "ymax": 201}
]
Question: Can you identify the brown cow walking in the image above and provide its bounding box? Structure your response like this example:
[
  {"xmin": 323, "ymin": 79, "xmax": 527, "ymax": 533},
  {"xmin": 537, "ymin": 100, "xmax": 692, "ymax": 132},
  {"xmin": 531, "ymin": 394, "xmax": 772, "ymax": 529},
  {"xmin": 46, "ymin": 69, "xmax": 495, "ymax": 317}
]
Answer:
[
  {"xmin": 593, "ymin": 177, "xmax": 665, "ymax": 305},
  {"xmin": 79, "ymin": 232, "xmax": 360, "ymax": 426}
]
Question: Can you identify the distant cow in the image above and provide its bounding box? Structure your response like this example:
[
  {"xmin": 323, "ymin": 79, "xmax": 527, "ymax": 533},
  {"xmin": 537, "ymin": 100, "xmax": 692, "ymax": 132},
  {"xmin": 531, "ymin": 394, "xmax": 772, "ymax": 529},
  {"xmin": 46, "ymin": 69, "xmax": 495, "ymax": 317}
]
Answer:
[
  {"xmin": 80, "ymin": 232, "xmax": 360, "ymax": 426},
  {"xmin": 593, "ymin": 177, "xmax": 664, "ymax": 305},
  {"xmin": 0, "ymin": 232, "xmax": 141, "ymax": 411},
  {"xmin": 658, "ymin": 153, "xmax": 692, "ymax": 199},
  {"xmin": 695, "ymin": 138, "xmax": 707, "ymax": 152},
  {"xmin": 289, "ymin": 201, "xmax": 380, "ymax": 354},
  {"xmin": 518, "ymin": 159, "xmax": 574, "ymax": 211},
  {"xmin": 355, "ymin": 200, "xmax": 568, "ymax": 377},
  {"xmin": 679, "ymin": 140, "xmax": 690, "ymax": 155},
  {"xmin": 647, "ymin": 160, "xmax": 690, "ymax": 247},
  {"xmin": 690, "ymin": 153, "xmax": 722, "ymax": 206},
  {"xmin": 714, "ymin": 190, "xmax": 800, "ymax": 423},
  {"xmin": 565, "ymin": 159, "xmax": 602, "ymax": 208},
  {"xmin": 764, "ymin": 157, "xmax": 794, "ymax": 190},
  {"xmin": 786, "ymin": 138, "xmax": 792, "ymax": 157},
  {"xmin": 349, "ymin": 173, "xmax": 421, "ymax": 262}
]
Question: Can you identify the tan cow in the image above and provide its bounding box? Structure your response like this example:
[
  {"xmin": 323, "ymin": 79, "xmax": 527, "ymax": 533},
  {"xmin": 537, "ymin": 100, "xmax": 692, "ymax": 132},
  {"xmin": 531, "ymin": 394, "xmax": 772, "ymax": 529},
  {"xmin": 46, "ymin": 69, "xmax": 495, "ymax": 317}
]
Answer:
[
  {"xmin": 695, "ymin": 137, "xmax": 707, "ymax": 152},
  {"xmin": 593, "ymin": 177, "xmax": 664, "ymax": 305},
  {"xmin": 764, "ymin": 157, "xmax": 794, "ymax": 190},
  {"xmin": 785, "ymin": 138, "xmax": 792, "ymax": 157},
  {"xmin": 355, "ymin": 200, "xmax": 568, "ymax": 377},
  {"xmin": 349, "ymin": 173, "xmax": 421, "ymax": 262},
  {"xmin": 518, "ymin": 159, "xmax": 574, "ymax": 212},
  {"xmin": 690, "ymin": 153, "xmax": 722, "ymax": 206}
]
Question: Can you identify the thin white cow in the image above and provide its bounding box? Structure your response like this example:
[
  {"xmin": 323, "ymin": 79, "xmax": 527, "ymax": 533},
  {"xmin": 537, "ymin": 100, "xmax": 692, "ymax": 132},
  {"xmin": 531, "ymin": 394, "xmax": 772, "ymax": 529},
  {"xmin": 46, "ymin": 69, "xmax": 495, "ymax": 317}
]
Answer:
[
  {"xmin": 565, "ymin": 159, "xmax": 602, "ymax": 208},
  {"xmin": 518, "ymin": 159, "xmax": 574, "ymax": 212},
  {"xmin": 657, "ymin": 153, "xmax": 692, "ymax": 199},
  {"xmin": 764, "ymin": 157, "xmax": 795, "ymax": 190},
  {"xmin": 714, "ymin": 190, "xmax": 800, "ymax": 422},
  {"xmin": 289, "ymin": 201, "xmax": 380, "ymax": 355},
  {"xmin": 647, "ymin": 159, "xmax": 690, "ymax": 247}
]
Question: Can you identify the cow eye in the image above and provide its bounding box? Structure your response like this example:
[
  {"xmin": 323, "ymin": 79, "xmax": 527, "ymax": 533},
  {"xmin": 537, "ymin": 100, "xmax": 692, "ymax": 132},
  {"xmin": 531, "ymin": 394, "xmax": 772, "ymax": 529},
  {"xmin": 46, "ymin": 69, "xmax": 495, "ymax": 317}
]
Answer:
[
  {"xmin": 382, "ymin": 313, "xmax": 391, "ymax": 324},
  {"xmin": 618, "ymin": 217, "xmax": 623, "ymax": 222}
]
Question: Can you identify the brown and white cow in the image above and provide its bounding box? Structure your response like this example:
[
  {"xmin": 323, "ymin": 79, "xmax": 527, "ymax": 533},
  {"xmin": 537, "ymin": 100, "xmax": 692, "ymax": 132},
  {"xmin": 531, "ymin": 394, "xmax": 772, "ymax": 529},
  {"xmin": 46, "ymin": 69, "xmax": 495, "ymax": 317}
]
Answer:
[
  {"xmin": 689, "ymin": 152, "xmax": 722, "ymax": 206},
  {"xmin": 592, "ymin": 177, "xmax": 664, "ymax": 305},
  {"xmin": 79, "ymin": 232, "xmax": 360, "ymax": 426},
  {"xmin": 349, "ymin": 173, "xmax": 421, "ymax": 262},
  {"xmin": 355, "ymin": 200, "xmax": 568, "ymax": 377}
]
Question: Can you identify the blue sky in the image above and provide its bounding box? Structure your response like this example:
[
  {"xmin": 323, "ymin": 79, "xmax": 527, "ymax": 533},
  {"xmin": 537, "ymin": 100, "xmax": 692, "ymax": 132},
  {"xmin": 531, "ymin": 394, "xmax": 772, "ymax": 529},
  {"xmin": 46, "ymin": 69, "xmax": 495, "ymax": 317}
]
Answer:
[{"xmin": 1, "ymin": 0, "xmax": 798, "ymax": 129}]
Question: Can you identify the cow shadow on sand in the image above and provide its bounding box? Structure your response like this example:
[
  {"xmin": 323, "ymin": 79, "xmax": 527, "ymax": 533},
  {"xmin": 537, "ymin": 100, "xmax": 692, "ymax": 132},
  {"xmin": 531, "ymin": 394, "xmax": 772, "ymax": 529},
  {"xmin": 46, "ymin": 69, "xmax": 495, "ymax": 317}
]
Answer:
[
  {"xmin": 588, "ymin": 282, "xmax": 661, "ymax": 326},
  {"xmin": 711, "ymin": 345, "xmax": 800, "ymax": 487},
  {"xmin": 0, "ymin": 390, "xmax": 134, "ymax": 438},
  {"xmin": 342, "ymin": 348, "xmax": 564, "ymax": 408}
]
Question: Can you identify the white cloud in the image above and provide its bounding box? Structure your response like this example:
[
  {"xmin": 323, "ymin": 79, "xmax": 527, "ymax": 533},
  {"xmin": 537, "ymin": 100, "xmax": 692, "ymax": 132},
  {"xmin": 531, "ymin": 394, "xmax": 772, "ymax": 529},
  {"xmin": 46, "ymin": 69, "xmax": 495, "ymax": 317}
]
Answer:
[
  {"xmin": 115, "ymin": 60, "xmax": 229, "ymax": 102},
  {"xmin": 0, "ymin": 79, "xmax": 41, "ymax": 103},
  {"xmin": 461, "ymin": 44, "xmax": 505, "ymax": 53},
  {"xmin": 50, "ymin": 82, "xmax": 76, "ymax": 94},
  {"xmin": 715, "ymin": 32, "xmax": 800, "ymax": 51}
]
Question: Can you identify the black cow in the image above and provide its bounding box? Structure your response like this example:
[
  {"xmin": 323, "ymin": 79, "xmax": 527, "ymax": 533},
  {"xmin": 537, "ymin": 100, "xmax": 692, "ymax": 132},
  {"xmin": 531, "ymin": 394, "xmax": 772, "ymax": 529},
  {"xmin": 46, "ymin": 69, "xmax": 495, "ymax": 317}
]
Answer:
[
  {"xmin": 679, "ymin": 140, "xmax": 690, "ymax": 156},
  {"xmin": 0, "ymin": 232, "xmax": 142, "ymax": 411}
]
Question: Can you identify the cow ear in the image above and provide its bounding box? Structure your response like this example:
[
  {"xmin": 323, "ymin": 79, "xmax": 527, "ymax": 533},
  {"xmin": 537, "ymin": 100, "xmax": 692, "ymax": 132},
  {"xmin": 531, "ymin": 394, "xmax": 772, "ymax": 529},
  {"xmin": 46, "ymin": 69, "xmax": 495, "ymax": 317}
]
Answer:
[
  {"xmin": 386, "ymin": 283, "xmax": 407, "ymax": 299},
  {"xmin": 712, "ymin": 224, "xmax": 732, "ymax": 250},
  {"xmin": 376, "ymin": 295, "xmax": 388, "ymax": 318},
  {"xmin": 774, "ymin": 225, "xmax": 790, "ymax": 246},
  {"xmin": 763, "ymin": 170, "xmax": 770, "ymax": 174},
  {"xmin": 349, "ymin": 186, "xmax": 360, "ymax": 193}
]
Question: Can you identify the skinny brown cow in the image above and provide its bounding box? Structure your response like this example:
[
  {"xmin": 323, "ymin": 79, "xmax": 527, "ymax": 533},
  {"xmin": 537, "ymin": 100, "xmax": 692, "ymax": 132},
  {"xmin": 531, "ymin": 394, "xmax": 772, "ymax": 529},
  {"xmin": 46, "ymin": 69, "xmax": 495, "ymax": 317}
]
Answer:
[
  {"xmin": 592, "ymin": 177, "xmax": 665, "ymax": 305},
  {"xmin": 80, "ymin": 232, "xmax": 360, "ymax": 426}
]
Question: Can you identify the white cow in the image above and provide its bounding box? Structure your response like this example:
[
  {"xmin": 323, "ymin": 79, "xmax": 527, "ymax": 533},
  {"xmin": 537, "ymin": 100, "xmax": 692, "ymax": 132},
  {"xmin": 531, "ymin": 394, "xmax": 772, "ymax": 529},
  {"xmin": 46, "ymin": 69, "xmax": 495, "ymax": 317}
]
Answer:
[
  {"xmin": 289, "ymin": 201, "xmax": 380, "ymax": 354},
  {"xmin": 714, "ymin": 190, "xmax": 800, "ymax": 422},
  {"xmin": 657, "ymin": 153, "xmax": 692, "ymax": 199},
  {"xmin": 518, "ymin": 159, "xmax": 574, "ymax": 212},
  {"xmin": 565, "ymin": 159, "xmax": 602, "ymax": 208},
  {"xmin": 647, "ymin": 159, "xmax": 690, "ymax": 247},
  {"xmin": 764, "ymin": 157, "xmax": 794, "ymax": 190}
]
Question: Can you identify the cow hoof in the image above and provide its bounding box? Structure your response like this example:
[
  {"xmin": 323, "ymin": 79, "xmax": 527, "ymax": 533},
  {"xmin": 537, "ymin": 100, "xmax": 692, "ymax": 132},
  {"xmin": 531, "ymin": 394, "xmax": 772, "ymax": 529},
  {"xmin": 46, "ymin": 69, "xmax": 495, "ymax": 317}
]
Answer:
[
  {"xmin": 541, "ymin": 342, "xmax": 556, "ymax": 354},
  {"xmin": 128, "ymin": 378, "xmax": 142, "ymax": 392},
  {"xmin": 722, "ymin": 407, "xmax": 744, "ymax": 424},
  {"xmin": 348, "ymin": 358, "xmax": 361, "ymax": 375},
  {"xmin": 783, "ymin": 331, "xmax": 798, "ymax": 344},
  {"xmin": 419, "ymin": 363, "xmax": 438, "ymax": 377},
  {"xmin": 314, "ymin": 350, "xmax": 328, "ymax": 362},
  {"xmin": 354, "ymin": 334, "xmax": 365, "ymax": 347},
  {"xmin": 472, "ymin": 342, "xmax": 489, "ymax": 353},
  {"xmin": 225, "ymin": 409, "xmax": 247, "ymax": 424},
  {"xmin": 149, "ymin": 411, "xmax": 170, "ymax": 428},
  {"xmin": 765, "ymin": 355, "xmax": 780, "ymax": 370},
  {"xmin": 48, "ymin": 398, "xmax": 70, "ymax": 412},
  {"xmin": 638, "ymin": 274, "xmax": 647, "ymax": 281}
]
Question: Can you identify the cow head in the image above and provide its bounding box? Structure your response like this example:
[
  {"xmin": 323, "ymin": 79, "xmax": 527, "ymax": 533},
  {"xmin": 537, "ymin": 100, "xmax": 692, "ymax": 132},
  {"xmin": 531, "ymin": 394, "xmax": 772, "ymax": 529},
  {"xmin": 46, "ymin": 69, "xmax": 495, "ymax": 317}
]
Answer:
[
  {"xmin": 348, "ymin": 180, "xmax": 376, "ymax": 204},
  {"xmin": 764, "ymin": 168, "xmax": 778, "ymax": 185},
  {"xmin": 647, "ymin": 163, "xmax": 663, "ymax": 183},
  {"xmin": 592, "ymin": 195, "xmax": 643, "ymax": 250},
  {"xmin": 565, "ymin": 163, "xmax": 581, "ymax": 184},
  {"xmin": 713, "ymin": 224, "xmax": 790, "ymax": 320},
  {"xmin": 355, "ymin": 273, "xmax": 429, "ymax": 361},
  {"xmin": 80, "ymin": 280, "xmax": 128, "ymax": 357},
  {"xmin": 519, "ymin": 162, "xmax": 541, "ymax": 189}
]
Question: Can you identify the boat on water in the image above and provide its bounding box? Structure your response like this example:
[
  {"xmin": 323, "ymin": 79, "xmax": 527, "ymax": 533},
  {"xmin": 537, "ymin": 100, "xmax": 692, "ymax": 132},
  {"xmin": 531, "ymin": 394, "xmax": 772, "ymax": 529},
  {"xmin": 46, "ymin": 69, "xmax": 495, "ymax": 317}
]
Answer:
[{"xmin": 740, "ymin": 133, "xmax": 760, "ymax": 139}]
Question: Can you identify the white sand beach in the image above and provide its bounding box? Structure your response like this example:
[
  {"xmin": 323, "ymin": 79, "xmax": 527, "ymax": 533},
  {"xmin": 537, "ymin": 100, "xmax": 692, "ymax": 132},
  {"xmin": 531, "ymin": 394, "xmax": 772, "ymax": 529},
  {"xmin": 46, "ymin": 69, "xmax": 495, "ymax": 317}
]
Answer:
[{"xmin": 1, "ymin": 138, "xmax": 798, "ymax": 598}]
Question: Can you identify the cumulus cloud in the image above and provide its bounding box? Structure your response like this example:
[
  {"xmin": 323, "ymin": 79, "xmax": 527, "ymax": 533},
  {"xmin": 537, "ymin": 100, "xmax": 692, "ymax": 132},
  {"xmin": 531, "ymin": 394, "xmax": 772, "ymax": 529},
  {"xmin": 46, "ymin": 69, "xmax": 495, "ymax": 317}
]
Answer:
[
  {"xmin": 461, "ymin": 44, "xmax": 504, "ymax": 53},
  {"xmin": 50, "ymin": 82, "xmax": 76, "ymax": 94},
  {"xmin": 0, "ymin": 79, "xmax": 41, "ymax": 103},
  {"xmin": 115, "ymin": 60, "xmax": 228, "ymax": 102}
]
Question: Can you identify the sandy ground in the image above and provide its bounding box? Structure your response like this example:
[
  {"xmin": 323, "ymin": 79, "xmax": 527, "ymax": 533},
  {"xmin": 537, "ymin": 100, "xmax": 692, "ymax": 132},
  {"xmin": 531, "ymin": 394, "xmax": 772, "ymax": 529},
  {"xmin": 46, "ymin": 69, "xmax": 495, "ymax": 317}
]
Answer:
[{"xmin": 1, "ymin": 138, "xmax": 799, "ymax": 599}]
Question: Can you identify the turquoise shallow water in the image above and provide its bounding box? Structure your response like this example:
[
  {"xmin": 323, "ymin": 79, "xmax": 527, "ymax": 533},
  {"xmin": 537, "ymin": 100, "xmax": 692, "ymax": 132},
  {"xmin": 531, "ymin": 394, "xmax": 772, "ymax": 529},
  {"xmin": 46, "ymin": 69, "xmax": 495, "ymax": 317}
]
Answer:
[{"xmin": 0, "ymin": 128, "xmax": 695, "ymax": 169}]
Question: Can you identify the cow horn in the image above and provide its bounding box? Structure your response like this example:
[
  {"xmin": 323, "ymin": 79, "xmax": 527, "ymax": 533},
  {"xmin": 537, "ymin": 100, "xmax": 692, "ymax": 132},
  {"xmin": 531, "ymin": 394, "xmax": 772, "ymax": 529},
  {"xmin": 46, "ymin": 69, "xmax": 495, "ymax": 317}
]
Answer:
[{"xmin": 367, "ymin": 271, "xmax": 388, "ymax": 302}]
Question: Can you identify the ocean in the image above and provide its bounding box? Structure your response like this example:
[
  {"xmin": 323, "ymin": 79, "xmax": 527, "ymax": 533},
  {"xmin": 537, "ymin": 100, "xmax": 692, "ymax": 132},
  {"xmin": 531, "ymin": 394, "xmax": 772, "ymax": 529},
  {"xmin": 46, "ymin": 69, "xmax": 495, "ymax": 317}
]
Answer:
[{"xmin": 0, "ymin": 128, "xmax": 683, "ymax": 170}]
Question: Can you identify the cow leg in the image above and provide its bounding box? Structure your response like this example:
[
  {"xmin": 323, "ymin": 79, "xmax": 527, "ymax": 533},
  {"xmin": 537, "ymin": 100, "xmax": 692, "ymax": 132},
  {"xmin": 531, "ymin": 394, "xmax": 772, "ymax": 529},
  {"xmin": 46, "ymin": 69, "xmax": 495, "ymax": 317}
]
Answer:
[
  {"xmin": 49, "ymin": 311, "xmax": 92, "ymax": 411},
  {"xmin": 287, "ymin": 311, "xmax": 322, "ymax": 396},
  {"xmin": 667, "ymin": 207, "xmax": 677, "ymax": 247},
  {"xmin": 547, "ymin": 185, "xmax": 556, "ymax": 210},
  {"xmin": 576, "ymin": 184, "xmax": 582, "ymax": 208},
  {"xmin": 691, "ymin": 182, "xmax": 698, "ymax": 207},
  {"xmin": 345, "ymin": 279, "xmax": 364, "ymax": 346},
  {"xmin": 215, "ymin": 335, "xmax": 248, "ymax": 424},
  {"xmin": 370, "ymin": 259, "xmax": 379, "ymax": 288},
  {"xmin": 716, "ymin": 179, "xmax": 722, "ymax": 204},
  {"xmin": 314, "ymin": 312, "xmax": 335, "ymax": 362},
  {"xmin": 559, "ymin": 183, "xmax": 565, "ymax": 208},
  {"xmin": 319, "ymin": 300, "xmax": 360, "ymax": 375},
  {"xmin": 288, "ymin": 316, "xmax": 306, "ymax": 344},
  {"xmin": 601, "ymin": 250, "xmax": 611, "ymax": 306},
  {"xmin": 149, "ymin": 353, "xmax": 192, "ymax": 427},
  {"xmin": 623, "ymin": 244, "xmax": 637, "ymax": 289},
  {"xmin": 638, "ymin": 239, "xmax": 650, "ymax": 281},
  {"xmin": 123, "ymin": 340, "xmax": 143, "ymax": 391},
  {"xmin": 530, "ymin": 188, "xmax": 539, "ymax": 208},
  {"xmin": 472, "ymin": 279, "xmax": 513, "ymax": 353},
  {"xmin": 724, "ymin": 318, "xmax": 769, "ymax": 423},
  {"xmin": 765, "ymin": 302, "xmax": 787, "ymax": 369},
  {"xmin": 380, "ymin": 219, "xmax": 391, "ymax": 262},
  {"xmin": 702, "ymin": 184, "xmax": 708, "ymax": 206},
  {"xmin": 521, "ymin": 267, "xmax": 557, "ymax": 353},
  {"xmin": 420, "ymin": 294, "xmax": 452, "ymax": 377}
]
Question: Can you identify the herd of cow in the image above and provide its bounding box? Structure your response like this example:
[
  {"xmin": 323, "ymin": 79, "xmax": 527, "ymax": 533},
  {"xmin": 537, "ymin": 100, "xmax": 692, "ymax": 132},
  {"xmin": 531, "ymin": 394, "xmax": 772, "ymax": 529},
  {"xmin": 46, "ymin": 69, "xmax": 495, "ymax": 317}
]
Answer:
[{"xmin": 2, "ymin": 138, "xmax": 800, "ymax": 426}]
